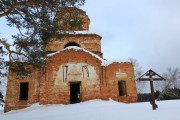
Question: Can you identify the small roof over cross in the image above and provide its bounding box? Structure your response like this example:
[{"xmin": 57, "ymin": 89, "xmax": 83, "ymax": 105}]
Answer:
[
  {"xmin": 137, "ymin": 69, "xmax": 165, "ymax": 81},
  {"xmin": 137, "ymin": 69, "xmax": 165, "ymax": 110}
]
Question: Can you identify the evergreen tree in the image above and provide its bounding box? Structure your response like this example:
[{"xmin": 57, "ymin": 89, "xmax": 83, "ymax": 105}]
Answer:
[{"xmin": 0, "ymin": 0, "xmax": 86, "ymax": 78}]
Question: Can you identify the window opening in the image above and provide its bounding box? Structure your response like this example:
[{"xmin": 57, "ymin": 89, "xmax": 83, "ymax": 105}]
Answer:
[{"xmin": 64, "ymin": 42, "xmax": 80, "ymax": 48}]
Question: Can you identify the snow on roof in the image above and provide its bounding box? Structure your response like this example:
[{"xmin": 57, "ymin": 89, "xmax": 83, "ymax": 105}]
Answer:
[
  {"xmin": 73, "ymin": 31, "xmax": 96, "ymax": 34},
  {"xmin": 47, "ymin": 46, "xmax": 105, "ymax": 63},
  {"xmin": 47, "ymin": 46, "xmax": 131, "ymax": 66},
  {"xmin": 104, "ymin": 59, "xmax": 131, "ymax": 66},
  {"xmin": 57, "ymin": 30, "xmax": 98, "ymax": 35}
]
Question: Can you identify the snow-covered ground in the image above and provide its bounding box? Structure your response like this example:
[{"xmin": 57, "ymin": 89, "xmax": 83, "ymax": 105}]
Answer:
[{"xmin": 0, "ymin": 99, "xmax": 179, "ymax": 120}]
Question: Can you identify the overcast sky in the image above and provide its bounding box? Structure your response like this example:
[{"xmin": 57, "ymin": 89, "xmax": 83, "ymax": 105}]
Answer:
[
  {"xmin": 82, "ymin": 0, "xmax": 180, "ymax": 74},
  {"xmin": 1, "ymin": 0, "xmax": 180, "ymax": 74}
]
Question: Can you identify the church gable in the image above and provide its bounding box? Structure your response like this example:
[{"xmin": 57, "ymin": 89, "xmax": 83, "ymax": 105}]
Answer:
[
  {"xmin": 40, "ymin": 47, "xmax": 102, "ymax": 104},
  {"xmin": 48, "ymin": 46, "xmax": 104, "ymax": 63},
  {"xmin": 47, "ymin": 46, "xmax": 103, "ymax": 86}
]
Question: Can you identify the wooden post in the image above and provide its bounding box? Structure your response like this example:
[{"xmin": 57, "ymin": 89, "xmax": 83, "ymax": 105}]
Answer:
[{"xmin": 150, "ymin": 77, "xmax": 157, "ymax": 110}]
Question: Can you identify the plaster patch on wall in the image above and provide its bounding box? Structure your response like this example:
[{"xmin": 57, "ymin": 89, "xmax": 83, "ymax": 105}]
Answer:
[
  {"xmin": 116, "ymin": 72, "xmax": 127, "ymax": 77},
  {"xmin": 54, "ymin": 62, "xmax": 99, "ymax": 86}
]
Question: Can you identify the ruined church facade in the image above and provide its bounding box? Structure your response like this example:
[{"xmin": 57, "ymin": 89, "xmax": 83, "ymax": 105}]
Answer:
[{"xmin": 5, "ymin": 8, "xmax": 137, "ymax": 112}]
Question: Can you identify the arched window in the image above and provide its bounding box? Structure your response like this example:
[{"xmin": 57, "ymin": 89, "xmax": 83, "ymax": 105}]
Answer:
[{"xmin": 64, "ymin": 42, "xmax": 80, "ymax": 48}]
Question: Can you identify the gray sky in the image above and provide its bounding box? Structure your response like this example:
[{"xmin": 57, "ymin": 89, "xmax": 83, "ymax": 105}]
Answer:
[
  {"xmin": 1, "ymin": 0, "xmax": 180, "ymax": 74},
  {"xmin": 82, "ymin": 0, "xmax": 180, "ymax": 74}
]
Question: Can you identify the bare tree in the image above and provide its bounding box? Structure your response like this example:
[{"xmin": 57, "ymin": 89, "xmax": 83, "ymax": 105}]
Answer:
[
  {"xmin": 128, "ymin": 58, "xmax": 147, "ymax": 93},
  {"xmin": 157, "ymin": 67, "xmax": 180, "ymax": 100}
]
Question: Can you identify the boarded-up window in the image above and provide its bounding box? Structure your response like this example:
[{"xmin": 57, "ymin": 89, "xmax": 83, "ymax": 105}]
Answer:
[
  {"xmin": 118, "ymin": 80, "xmax": 127, "ymax": 96},
  {"xmin": 19, "ymin": 83, "xmax": 29, "ymax": 100}
]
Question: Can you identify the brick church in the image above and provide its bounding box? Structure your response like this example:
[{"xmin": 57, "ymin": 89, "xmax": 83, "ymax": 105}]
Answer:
[{"xmin": 5, "ymin": 7, "xmax": 137, "ymax": 112}]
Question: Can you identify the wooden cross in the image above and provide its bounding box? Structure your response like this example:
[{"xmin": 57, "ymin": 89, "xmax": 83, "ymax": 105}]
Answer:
[{"xmin": 137, "ymin": 69, "xmax": 165, "ymax": 110}]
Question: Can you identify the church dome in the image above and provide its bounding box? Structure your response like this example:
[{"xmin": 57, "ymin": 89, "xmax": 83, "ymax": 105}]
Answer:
[{"xmin": 55, "ymin": 7, "xmax": 90, "ymax": 31}]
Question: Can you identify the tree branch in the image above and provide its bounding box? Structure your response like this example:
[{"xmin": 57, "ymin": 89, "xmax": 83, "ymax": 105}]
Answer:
[
  {"xmin": 0, "ymin": 39, "xmax": 28, "ymax": 62},
  {"xmin": 0, "ymin": 0, "xmax": 40, "ymax": 18}
]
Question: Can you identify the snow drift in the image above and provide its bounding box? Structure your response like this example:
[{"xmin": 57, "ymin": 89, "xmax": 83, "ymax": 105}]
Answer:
[{"xmin": 0, "ymin": 99, "xmax": 180, "ymax": 120}]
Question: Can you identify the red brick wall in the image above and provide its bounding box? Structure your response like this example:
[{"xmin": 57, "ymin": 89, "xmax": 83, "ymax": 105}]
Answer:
[
  {"xmin": 55, "ymin": 7, "xmax": 90, "ymax": 31},
  {"xmin": 5, "ymin": 70, "xmax": 41, "ymax": 112},
  {"xmin": 40, "ymin": 50, "xmax": 102, "ymax": 104},
  {"xmin": 102, "ymin": 62, "xmax": 138, "ymax": 102},
  {"xmin": 46, "ymin": 34, "xmax": 102, "ymax": 56},
  {"xmin": 5, "ymin": 50, "xmax": 137, "ymax": 112}
]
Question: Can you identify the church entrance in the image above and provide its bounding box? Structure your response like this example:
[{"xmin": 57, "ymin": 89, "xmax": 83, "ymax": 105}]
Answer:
[{"xmin": 70, "ymin": 82, "xmax": 81, "ymax": 104}]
